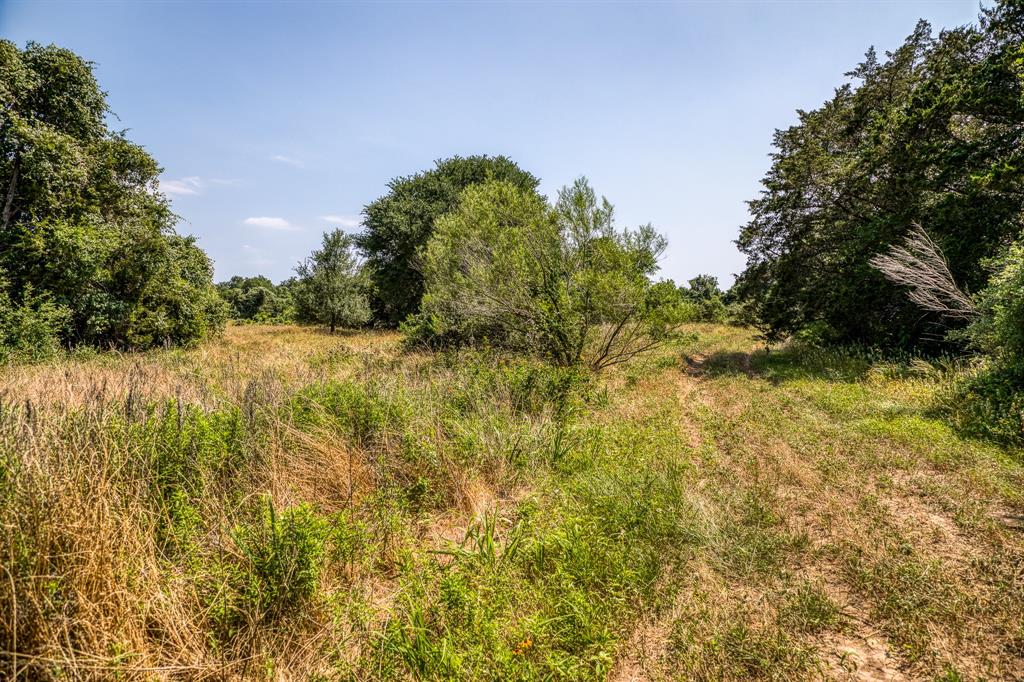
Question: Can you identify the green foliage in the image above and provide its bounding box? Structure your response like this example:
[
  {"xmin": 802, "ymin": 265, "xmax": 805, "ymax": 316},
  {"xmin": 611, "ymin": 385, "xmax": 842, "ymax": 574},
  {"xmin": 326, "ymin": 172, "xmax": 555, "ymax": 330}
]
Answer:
[
  {"xmin": 0, "ymin": 277, "xmax": 69, "ymax": 363},
  {"xmin": 681, "ymin": 274, "xmax": 728, "ymax": 323},
  {"xmin": 289, "ymin": 380, "xmax": 407, "ymax": 446},
  {"xmin": 230, "ymin": 499, "xmax": 328, "ymax": 619},
  {"xmin": 293, "ymin": 229, "xmax": 371, "ymax": 332},
  {"xmin": 412, "ymin": 178, "xmax": 685, "ymax": 369},
  {"xmin": 944, "ymin": 235, "xmax": 1024, "ymax": 445},
  {"xmin": 0, "ymin": 41, "xmax": 225, "ymax": 352},
  {"xmin": 943, "ymin": 362, "xmax": 1024, "ymax": 446},
  {"xmin": 216, "ymin": 275, "xmax": 294, "ymax": 323},
  {"xmin": 376, "ymin": 415, "xmax": 701, "ymax": 681},
  {"xmin": 357, "ymin": 155, "xmax": 540, "ymax": 326},
  {"xmin": 735, "ymin": 3, "xmax": 1024, "ymax": 349},
  {"xmin": 199, "ymin": 499, "xmax": 346, "ymax": 643},
  {"xmin": 966, "ymin": 235, "xmax": 1024, "ymax": 361},
  {"xmin": 123, "ymin": 234, "xmax": 229, "ymax": 348}
]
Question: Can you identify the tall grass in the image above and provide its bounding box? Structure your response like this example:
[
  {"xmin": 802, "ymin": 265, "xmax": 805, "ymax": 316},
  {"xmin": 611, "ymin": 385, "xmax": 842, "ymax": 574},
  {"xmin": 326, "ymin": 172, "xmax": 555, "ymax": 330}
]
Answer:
[{"xmin": 0, "ymin": 327, "xmax": 694, "ymax": 679}]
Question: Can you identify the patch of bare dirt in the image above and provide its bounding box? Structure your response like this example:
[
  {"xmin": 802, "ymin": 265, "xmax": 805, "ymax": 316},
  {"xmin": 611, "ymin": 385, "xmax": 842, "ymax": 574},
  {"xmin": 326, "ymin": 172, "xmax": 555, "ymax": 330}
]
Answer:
[{"xmin": 822, "ymin": 631, "xmax": 909, "ymax": 681}]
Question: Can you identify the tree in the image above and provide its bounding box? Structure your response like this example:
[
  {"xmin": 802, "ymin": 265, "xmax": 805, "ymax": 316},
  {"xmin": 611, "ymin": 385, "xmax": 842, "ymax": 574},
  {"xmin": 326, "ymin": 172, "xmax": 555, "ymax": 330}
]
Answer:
[
  {"xmin": 412, "ymin": 178, "xmax": 685, "ymax": 369},
  {"xmin": 685, "ymin": 275, "xmax": 721, "ymax": 302},
  {"xmin": 682, "ymin": 274, "xmax": 727, "ymax": 322},
  {"xmin": 216, "ymin": 275, "xmax": 294, "ymax": 322},
  {"xmin": 0, "ymin": 41, "xmax": 225, "ymax": 350},
  {"xmin": 294, "ymin": 230, "xmax": 371, "ymax": 332},
  {"xmin": 735, "ymin": 2, "xmax": 1023, "ymax": 349},
  {"xmin": 356, "ymin": 155, "xmax": 540, "ymax": 326}
]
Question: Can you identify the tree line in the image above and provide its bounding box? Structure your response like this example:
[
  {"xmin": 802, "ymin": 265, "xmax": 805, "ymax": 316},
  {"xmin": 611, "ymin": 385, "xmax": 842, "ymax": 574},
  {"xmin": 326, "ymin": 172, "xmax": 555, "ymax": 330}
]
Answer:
[
  {"xmin": 0, "ymin": 40, "xmax": 729, "ymax": 369},
  {"xmin": 219, "ymin": 156, "xmax": 734, "ymax": 368},
  {"xmin": 735, "ymin": 0, "xmax": 1023, "ymax": 443}
]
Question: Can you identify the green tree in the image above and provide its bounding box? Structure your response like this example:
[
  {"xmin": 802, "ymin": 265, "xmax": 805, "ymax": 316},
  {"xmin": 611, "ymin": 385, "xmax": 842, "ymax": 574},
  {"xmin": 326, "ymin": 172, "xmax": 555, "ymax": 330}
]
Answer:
[
  {"xmin": 735, "ymin": 2, "xmax": 1023, "ymax": 349},
  {"xmin": 413, "ymin": 178, "xmax": 684, "ymax": 369},
  {"xmin": 682, "ymin": 274, "xmax": 727, "ymax": 322},
  {"xmin": 0, "ymin": 41, "xmax": 225, "ymax": 350},
  {"xmin": 294, "ymin": 230, "xmax": 371, "ymax": 332},
  {"xmin": 356, "ymin": 155, "xmax": 540, "ymax": 326},
  {"xmin": 216, "ymin": 275, "xmax": 294, "ymax": 322},
  {"xmin": 684, "ymin": 274, "xmax": 721, "ymax": 302}
]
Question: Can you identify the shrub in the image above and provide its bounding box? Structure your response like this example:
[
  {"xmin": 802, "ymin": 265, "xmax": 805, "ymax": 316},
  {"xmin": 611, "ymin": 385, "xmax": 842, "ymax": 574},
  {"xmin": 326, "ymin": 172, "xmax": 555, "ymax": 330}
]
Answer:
[
  {"xmin": 203, "ymin": 499, "xmax": 336, "ymax": 642},
  {"xmin": 945, "ymin": 236, "xmax": 1024, "ymax": 444},
  {"xmin": 943, "ymin": 362, "xmax": 1024, "ymax": 445},
  {"xmin": 231, "ymin": 499, "xmax": 328, "ymax": 619},
  {"xmin": 0, "ymin": 280, "xmax": 69, "ymax": 363}
]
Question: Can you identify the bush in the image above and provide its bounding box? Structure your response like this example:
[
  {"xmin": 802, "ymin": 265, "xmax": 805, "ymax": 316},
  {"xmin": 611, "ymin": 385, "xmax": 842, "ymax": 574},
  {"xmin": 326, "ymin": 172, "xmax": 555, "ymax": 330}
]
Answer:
[
  {"xmin": 0, "ymin": 280, "xmax": 69, "ymax": 363},
  {"xmin": 965, "ymin": 237, "xmax": 1024, "ymax": 362},
  {"xmin": 200, "ymin": 499, "xmax": 335, "ymax": 642},
  {"xmin": 945, "ymin": 237, "xmax": 1024, "ymax": 444},
  {"xmin": 943, "ymin": 362, "xmax": 1024, "ymax": 445},
  {"xmin": 231, "ymin": 499, "xmax": 328, "ymax": 619}
]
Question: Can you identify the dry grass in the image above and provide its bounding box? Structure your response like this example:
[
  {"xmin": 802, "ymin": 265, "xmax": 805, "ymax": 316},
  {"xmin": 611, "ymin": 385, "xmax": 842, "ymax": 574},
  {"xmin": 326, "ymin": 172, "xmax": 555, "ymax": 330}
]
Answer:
[{"xmin": 1, "ymin": 324, "xmax": 1022, "ymax": 680}]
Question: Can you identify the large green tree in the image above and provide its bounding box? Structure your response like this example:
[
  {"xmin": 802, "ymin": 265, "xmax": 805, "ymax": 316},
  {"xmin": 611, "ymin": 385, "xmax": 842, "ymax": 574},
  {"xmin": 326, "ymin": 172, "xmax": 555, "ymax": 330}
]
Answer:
[
  {"xmin": 735, "ymin": 2, "xmax": 1023, "ymax": 349},
  {"xmin": 356, "ymin": 155, "xmax": 540, "ymax": 326},
  {"xmin": 0, "ymin": 41, "xmax": 226, "ymax": 350}
]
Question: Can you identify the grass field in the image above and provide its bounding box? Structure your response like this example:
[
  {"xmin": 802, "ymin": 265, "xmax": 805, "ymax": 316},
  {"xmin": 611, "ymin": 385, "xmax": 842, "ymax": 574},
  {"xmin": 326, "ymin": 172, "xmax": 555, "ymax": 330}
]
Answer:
[{"xmin": 2, "ymin": 324, "xmax": 1022, "ymax": 680}]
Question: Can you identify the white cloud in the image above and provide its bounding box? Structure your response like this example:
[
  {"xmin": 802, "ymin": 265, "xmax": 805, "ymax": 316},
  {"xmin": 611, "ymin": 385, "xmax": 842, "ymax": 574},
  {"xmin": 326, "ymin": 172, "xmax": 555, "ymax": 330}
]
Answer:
[
  {"xmin": 319, "ymin": 214, "xmax": 361, "ymax": 229},
  {"xmin": 243, "ymin": 216, "xmax": 297, "ymax": 231},
  {"xmin": 160, "ymin": 176, "xmax": 202, "ymax": 196},
  {"xmin": 270, "ymin": 154, "xmax": 304, "ymax": 167}
]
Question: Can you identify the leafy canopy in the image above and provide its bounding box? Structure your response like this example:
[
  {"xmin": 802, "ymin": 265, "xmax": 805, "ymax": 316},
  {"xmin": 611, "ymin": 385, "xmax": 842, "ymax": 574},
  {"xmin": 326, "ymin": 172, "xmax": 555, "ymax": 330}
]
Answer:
[
  {"xmin": 293, "ymin": 229, "xmax": 371, "ymax": 332},
  {"xmin": 735, "ymin": 2, "xmax": 1023, "ymax": 349},
  {"xmin": 0, "ymin": 40, "xmax": 226, "ymax": 351},
  {"xmin": 216, "ymin": 276, "xmax": 295, "ymax": 323},
  {"xmin": 356, "ymin": 155, "xmax": 540, "ymax": 326}
]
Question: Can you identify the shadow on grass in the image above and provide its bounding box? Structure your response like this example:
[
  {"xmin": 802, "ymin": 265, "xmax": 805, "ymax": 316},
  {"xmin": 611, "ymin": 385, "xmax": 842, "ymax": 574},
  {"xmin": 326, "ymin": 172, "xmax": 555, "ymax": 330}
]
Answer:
[
  {"xmin": 306, "ymin": 327, "xmax": 368, "ymax": 339},
  {"xmin": 687, "ymin": 345, "xmax": 872, "ymax": 385},
  {"xmin": 687, "ymin": 344, "xmax": 1024, "ymax": 456}
]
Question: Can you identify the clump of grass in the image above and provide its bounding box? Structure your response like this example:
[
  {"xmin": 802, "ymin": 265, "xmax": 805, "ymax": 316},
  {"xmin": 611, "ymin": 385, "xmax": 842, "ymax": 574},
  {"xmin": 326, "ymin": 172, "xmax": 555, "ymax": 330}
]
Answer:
[
  {"xmin": 667, "ymin": 600, "xmax": 819, "ymax": 680},
  {"xmin": 778, "ymin": 582, "xmax": 843, "ymax": 634},
  {"xmin": 715, "ymin": 489, "xmax": 809, "ymax": 578}
]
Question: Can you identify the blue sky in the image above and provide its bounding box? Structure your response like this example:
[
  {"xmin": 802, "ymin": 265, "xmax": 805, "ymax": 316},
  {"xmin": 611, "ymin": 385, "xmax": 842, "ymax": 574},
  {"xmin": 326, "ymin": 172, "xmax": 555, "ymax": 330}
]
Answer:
[{"xmin": 2, "ymin": 1, "xmax": 983, "ymax": 286}]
